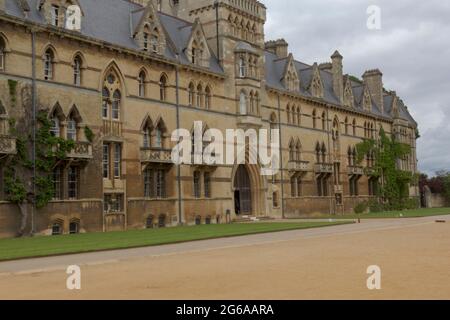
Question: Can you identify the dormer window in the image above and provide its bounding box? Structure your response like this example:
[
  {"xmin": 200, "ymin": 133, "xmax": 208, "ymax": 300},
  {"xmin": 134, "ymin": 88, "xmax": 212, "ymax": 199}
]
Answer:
[
  {"xmin": 51, "ymin": 5, "xmax": 60, "ymax": 27},
  {"xmin": 239, "ymin": 57, "xmax": 246, "ymax": 78},
  {"xmin": 151, "ymin": 35, "xmax": 159, "ymax": 53},
  {"xmin": 143, "ymin": 33, "xmax": 149, "ymax": 51},
  {"xmin": 192, "ymin": 48, "xmax": 196, "ymax": 64}
]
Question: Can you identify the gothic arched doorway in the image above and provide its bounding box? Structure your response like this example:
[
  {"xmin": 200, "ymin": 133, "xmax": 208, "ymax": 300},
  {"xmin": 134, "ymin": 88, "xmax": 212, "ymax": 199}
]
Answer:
[{"xmin": 234, "ymin": 165, "xmax": 252, "ymax": 215}]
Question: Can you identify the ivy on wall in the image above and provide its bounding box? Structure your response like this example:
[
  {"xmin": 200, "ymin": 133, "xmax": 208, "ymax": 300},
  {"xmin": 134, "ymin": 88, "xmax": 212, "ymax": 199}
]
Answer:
[
  {"xmin": 5, "ymin": 110, "xmax": 75, "ymax": 209},
  {"xmin": 356, "ymin": 127, "xmax": 415, "ymax": 210},
  {"xmin": 7, "ymin": 79, "xmax": 18, "ymax": 108}
]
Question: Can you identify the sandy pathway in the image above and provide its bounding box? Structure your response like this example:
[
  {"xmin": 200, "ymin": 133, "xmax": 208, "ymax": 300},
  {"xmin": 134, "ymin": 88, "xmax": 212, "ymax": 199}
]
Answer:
[{"xmin": 0, "ymin": 217, "xmax": 449, "ymax": 300}]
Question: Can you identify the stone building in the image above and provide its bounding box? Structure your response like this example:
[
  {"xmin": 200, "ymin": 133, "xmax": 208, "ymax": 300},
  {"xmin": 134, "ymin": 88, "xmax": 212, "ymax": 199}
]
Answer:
[{"xmin": 0, "ymin": 0, "xmax": 418, "ymax": 237}]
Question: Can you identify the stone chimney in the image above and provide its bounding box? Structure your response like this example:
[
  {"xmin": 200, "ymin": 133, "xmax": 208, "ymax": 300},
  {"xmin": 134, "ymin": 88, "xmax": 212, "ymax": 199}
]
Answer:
[
  {"xmin": 331, "ymin": 50, "xmax": 344, "ymax": 104},
  {"xmin": 0, "ymin": 0, "xmax": 5, "ymax": 12},
  {"xmin": 362, "ymin": 69, "xmax": 384, "ymax": 113},
  {"xmin": 265, "ymin": 39, "xmax": 289, "ymax": 59}
]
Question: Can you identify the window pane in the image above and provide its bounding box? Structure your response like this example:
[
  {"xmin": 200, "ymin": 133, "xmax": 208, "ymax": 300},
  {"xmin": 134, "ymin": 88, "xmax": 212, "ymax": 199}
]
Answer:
[
  {"xmin": 67, "ymin": 119, "xmax": 77, "ymax": 141},
  {"xmin": 103, "ymin": 144, "xmax": 109, "ymax": 178},
  {"xmin": 114, "ymin": 144, "xmax": 121, "ymax": 178},
  {"xmin": 194, "ymin": 171, "xmax": 201, "ymax": 198},
  {"xmin": 68, "ymin": 166, "xmax": 78, "ymax": 199},
  {"xmin": 204, "ymin": 172, "xmax": 211, "ymax": 198}
]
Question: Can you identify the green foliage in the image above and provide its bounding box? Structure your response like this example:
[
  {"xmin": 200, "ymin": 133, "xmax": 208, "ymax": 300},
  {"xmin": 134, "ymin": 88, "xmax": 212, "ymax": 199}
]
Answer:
[
  {"xmin": 84, "ymin": 126, "xmax": 95, "ymax": 143},
  {"xmin": 354, "ymin": 202, "xmax": 368, "ymax": 214},
  {"xmin": 3, "ymin": 168, "xmax": 27, "ymax": 203},
  {"xmin": 5, "ymin": 110, "xmax": 75, "ymax": 208},
  {"xmin": 368, "ymin": 199, "xmax": 384, "ymax": 213},
  {"xmin": 8, "ymin": 79, "xmax": 18, "ymax": 108},
  {"xmin": 356, "ymin": 127, "xmax": 414, "ymax": 209},
  {"xmin": 441, "ymin": 172, "xmax": 450, "ymax": 202},
  {"xmin": 349, "ymin": 75, "xmax": 362, "ymax": 84}
]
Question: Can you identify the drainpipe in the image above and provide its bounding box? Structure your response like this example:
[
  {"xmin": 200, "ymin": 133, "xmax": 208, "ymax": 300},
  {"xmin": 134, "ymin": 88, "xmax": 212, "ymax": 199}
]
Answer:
[
  {"xmin": 277, "ymin": 94, "xmax": 285, "ymax": 219},
  {"xmin": 326, "ymin": 106, "xmax": 333, "ymax": 215},
  {"xmin": 214, "ymin": 0, "xmax": 220, "ymax": 64},
  {"xmin": 175, "ymin": 57, "xmax": 183, "ymax": 225},
  {"xmin": 31, "ymin": 29, "xmax": 37, "ymax": 235}
]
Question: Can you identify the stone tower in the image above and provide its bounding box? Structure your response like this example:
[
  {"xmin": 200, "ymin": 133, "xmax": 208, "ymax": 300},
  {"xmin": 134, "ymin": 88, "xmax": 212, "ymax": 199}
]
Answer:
[
  {"xmin": 171, "ymin": 0, "xmax": 267, "ymax": 121},
  {"xmin": 331, "ymin": 50, "xmax": 344, "ymax": 104}
]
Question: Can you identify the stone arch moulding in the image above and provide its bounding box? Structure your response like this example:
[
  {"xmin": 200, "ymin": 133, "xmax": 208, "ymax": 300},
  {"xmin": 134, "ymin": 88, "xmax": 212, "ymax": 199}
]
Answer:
[
  {"xmin": 99, "ymin": 60, "xmax": 127, "ymax": 95},
  {"xmin": 230, "ymin": 150, "xmax": 269, "ymax": 217}
]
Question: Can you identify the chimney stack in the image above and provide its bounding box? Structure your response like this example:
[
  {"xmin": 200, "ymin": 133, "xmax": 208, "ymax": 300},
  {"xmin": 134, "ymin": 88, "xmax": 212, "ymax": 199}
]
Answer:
[
  {"xmin": 362, "ymin": 69, "xmax": 384, "ymax": 113},
  {"xmin": 265, "ymin": 39, "xmax": 289, "ymax": 59},
  {"xmin": 0, "ymin": 0, "xmax": 5, "ymax": 12},
  {"xmin": 331, "ymin": 50, "xmax": 344, "ymax": 104}
]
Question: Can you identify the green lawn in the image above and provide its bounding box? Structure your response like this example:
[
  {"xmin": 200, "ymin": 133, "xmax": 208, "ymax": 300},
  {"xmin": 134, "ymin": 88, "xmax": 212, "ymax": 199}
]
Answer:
[
  {"xmin": 0, "ymin": 221, "xmax": 351, "ymax": 262},
  {"xmin": 302, "ymin": 207, "xmax": 450, "ymax": 220}
]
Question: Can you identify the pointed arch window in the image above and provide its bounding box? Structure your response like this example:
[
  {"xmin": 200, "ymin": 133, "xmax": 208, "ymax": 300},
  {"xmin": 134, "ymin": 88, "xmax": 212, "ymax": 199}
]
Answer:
[
  {"xmin": 239, "ymin": 91, "xmax": 247, "ymax": 115},
  {"xmin": 289, "ymin": 140, "xmax": 295, "ymax": 161},
  {"xmin": 296, "ymin": 107, "xmax": 301, "ymax": 126},
  {"xmin": 155, "ymin": 127, "xmax": 162, "ymax": 149},
  {"xmin": 196, "ymin": 84, "xmax": 203, "ymax": 108},
  {"xmin": 44, "ymin": 49, "xmax": 54, "ymax": 80},
  {"xmin": 321, "ymin": 143, "xmax": 327, "ymax": 163},
  {"xmin": 205, "ymin": 86, "xmax": 211, "ymax": 109},
  {"xmin": 49, "ymin": 106, "xmax": 64, "ymax": 138},
  {"xmin": 142, "ymin": 119, "xmax": 152, "ymax": 149},
  {"xmin": 312, "ymin": 109, "xmax": 317, "ymax": 129},
  {"xmin": 50, "ymin": 116, "xmax": 61, "ymax": 137},
  {"xmin": 161, "ymin": 76, "xmax": 167, "ymax": 101},
  {"xmin": 286, "ymin": 105, "xmax": 291, "ymax": 124},
  {"xmin": 138, "ymin": 71, "xmax": 146, "ymax": 97},
  {"xmin": 0, "ymin": 38, "xmax": 6, "ymax": 71},
  {"xmin": 153, "ymin": 119, "xmax": 166, "ymax": 149},
  {"xmin": 193, "ymin": 170, "xmax": 201, "ymax": 198},
  {"xmin": 315, "ymin": 143, "xmax": 321, "ymax": 163},
  {"xmin": 51, "ymin": 5, "xmax": 60, "ymax": 27},
  {"xmin": 112, "ymin": 90, "xmax": 121, "ymax": 120},
  {"xmin": 322, "ymin": 112, "xmax": 326, "ymax": 130},
  {"xmin": 67, "ymin": 116, "xmax": 77, "ymax": 141},
  {"xmin": 239, "ymin": 57, "xmax": 246, "ymax": 78},
  {"xmin": 143, "ymin": 32, "xmax": 149, "ymax": 51},
  {"xmin": 295, "ymin": 141, "xmax": 301, "ymax": 161},
  {"xmin": 291, "ymin": 106, "xmax": 297, "ymax": 125},
  {"xmin": 151, "ymin": 33, "xmax": 159, "ymax": 53},
  {"xmin": 352, "ymin": 119, "xmax": 357, "ymax": 136},
  {"xmin": 73, "ymin": 55, "xmax": 82, "ymax": 86},
  {"xmin": 102, "ymin": 87, "xmax": 109, "ymax": 119},
  {"xmin": 188, "ymin": 82, "xmax": 195, "ymax": 106}
]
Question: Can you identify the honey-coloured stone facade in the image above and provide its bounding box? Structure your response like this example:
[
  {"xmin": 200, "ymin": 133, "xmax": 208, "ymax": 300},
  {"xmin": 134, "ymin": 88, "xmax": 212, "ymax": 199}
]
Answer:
[{"xmin": 0, "ymin": 0, "xmax": 418, "ymax": 238}]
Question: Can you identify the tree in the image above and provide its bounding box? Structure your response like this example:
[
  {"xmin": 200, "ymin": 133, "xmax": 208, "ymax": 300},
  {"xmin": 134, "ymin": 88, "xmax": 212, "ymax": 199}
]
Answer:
[
  {"xmin": 356, "ymin": 127, "xmax": 413, "ymax": 209},
  {"xmin": 437, "ymin": 171, "xmax": 450, "ymax": 201},
  {"xmin": 4, "ymin": 83, "xmax": 74, "ymax": 237}
]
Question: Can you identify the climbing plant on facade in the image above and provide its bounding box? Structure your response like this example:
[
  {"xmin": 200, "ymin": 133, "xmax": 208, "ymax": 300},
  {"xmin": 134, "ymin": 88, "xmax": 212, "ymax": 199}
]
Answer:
[
  {"xmin": 5, "ymin": 109, "xmax": 75, "ymax": 236},
  {"xmin": 356, "ymin": 127, "xmax": 414, "ymax": 210}
]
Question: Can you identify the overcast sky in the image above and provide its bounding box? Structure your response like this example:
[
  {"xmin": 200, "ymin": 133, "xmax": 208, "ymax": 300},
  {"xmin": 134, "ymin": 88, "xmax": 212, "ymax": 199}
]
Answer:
[{"xmin": 263, "ymin": 0, "xmax": 450, "ymax": 176}]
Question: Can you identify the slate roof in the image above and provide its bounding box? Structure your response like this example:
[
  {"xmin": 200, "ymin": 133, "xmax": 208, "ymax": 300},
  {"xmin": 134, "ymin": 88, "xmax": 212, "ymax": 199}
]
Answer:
[
  {"xmin": 2, "ymin": 0, "xmax": 416, "ymax": 126},
  {"xmin": 265, "ymin": 50, "xmax": 416, "ymax": 125}
]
